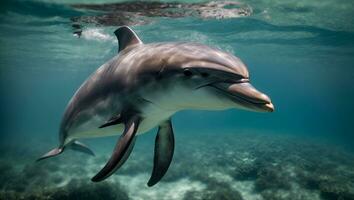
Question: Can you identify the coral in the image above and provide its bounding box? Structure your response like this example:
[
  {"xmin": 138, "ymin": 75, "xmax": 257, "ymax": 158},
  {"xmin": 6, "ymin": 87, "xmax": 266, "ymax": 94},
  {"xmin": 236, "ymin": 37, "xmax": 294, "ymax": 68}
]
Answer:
[
  {"xmin": 184, "ymin": 181, "xmax": 243, "ymax": 200},
  {"xmin": 0, "ymin": 191, "xmax": 23, "ymax": 200},
  {"xmin": 0, "ymin": 162, "xmax": 15, "ymax": 189},
  {"xmin": 296, "ymin": 171, "xmax": 320, "ymax": 190},
  {"xmin": 48, "ymin": 180, "xmax": 129, "ymax": 200},
  {"xmin": 0, "ymin": 179, "xmax": 129, "ymax": 200},
  {"xmin": 232, "ymin": 160, "xmax": 261, "ymax": 181},
  {"xmin": 255, "ymin": 165, "xmax": 292, "ymax": 191},
  {"xmin": 202, "ymin": 184, "xmax": 243, "ymax": 200},
  {"xmin": 318, "ymin": 178, "xmax": 354, "ymax": 200}
]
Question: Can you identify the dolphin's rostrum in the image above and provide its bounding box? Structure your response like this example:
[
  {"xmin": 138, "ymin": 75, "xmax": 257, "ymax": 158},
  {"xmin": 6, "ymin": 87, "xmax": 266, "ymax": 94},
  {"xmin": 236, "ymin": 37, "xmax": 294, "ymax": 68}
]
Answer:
[{"xmin": 38, "ymin": 26, "xmax": 274, "ymax": 186}]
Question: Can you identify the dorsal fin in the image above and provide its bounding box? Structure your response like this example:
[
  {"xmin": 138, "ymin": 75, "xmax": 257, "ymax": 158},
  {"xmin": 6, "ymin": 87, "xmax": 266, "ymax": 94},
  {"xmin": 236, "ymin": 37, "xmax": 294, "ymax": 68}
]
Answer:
[{"xmin": 114, "ymin": 26, "xmax": 143, "ymax": 52}]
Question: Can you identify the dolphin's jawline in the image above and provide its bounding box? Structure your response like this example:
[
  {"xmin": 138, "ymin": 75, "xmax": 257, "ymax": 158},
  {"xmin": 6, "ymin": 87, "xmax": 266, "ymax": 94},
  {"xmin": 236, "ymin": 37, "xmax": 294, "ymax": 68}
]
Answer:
[{"xmin": 205, "ymin": 84, "xmax": 270, "ymax": 108}]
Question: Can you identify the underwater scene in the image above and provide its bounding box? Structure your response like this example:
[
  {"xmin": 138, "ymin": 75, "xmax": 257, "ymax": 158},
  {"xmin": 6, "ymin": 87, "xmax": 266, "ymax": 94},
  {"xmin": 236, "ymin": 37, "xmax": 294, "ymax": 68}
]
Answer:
[{"xmin": 1, "ymin": 0, "xmax": 354, "ymax": 199}]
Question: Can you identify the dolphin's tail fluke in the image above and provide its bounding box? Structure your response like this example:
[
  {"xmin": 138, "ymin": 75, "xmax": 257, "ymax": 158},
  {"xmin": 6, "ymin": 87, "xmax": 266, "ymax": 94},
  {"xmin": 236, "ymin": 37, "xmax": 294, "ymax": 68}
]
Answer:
[{"xmin": 36, "ymin": 140, "xmax": 94, "ymax": 161}]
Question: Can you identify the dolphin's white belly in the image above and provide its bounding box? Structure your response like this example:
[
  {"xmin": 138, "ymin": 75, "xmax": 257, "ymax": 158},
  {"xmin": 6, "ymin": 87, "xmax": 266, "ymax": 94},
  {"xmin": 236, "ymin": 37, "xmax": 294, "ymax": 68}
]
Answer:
[{"xmin": 66, "ymin": 100, "xmax": 175, "ymax": 142}]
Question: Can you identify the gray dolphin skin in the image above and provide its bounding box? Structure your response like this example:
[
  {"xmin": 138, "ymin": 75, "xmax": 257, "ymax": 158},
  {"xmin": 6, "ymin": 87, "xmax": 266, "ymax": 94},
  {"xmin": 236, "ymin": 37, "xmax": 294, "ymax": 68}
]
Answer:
[{"xmin": 38, "ymin": 26, "xmax": 274, "ymax": 187}]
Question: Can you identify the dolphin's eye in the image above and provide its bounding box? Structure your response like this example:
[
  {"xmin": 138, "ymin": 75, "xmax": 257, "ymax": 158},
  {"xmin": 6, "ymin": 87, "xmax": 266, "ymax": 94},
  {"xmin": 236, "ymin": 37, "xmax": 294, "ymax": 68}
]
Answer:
[
  {"xmin": 201, "ymin": 72, "xmax": 209, "ymax": 77},
  {"xmin": 183, "ymin": 69, "xmax": 193, "ymax": 77}
]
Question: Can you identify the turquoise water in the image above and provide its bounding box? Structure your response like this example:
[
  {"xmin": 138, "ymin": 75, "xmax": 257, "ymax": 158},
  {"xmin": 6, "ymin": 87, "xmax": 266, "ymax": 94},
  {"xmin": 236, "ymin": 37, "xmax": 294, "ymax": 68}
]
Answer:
[{"xmin": 1, "ymin": 0, "xmax": 354, "ymax": 199}]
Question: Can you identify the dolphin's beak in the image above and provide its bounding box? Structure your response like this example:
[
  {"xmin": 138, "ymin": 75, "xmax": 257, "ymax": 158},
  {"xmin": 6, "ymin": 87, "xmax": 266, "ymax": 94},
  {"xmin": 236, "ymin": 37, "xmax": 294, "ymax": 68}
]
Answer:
[
  {"xmin": 212, "ymin": 82, "xmax": 274, "ymax": 112},
  {"xmin": 227, "ymin": 82, "xmax": 274, "ymax": 112}
]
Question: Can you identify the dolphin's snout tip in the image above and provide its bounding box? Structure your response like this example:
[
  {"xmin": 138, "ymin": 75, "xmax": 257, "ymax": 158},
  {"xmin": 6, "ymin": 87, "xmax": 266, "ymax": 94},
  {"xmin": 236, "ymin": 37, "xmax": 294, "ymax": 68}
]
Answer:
[
  {"xmin": 258, "ymin": 93, "xmax": 274, "ymax": 112},
  {"xmin": 263, "ymin": 102, "xmax": 274, "ymax": 112}
]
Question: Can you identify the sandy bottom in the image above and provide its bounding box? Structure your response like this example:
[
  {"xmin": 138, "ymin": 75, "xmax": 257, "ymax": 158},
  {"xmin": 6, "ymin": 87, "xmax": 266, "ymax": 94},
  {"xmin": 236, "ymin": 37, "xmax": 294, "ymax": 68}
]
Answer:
[{"xmin": 0, "ymin": 131, "xmax": 353, "ymax": 200}]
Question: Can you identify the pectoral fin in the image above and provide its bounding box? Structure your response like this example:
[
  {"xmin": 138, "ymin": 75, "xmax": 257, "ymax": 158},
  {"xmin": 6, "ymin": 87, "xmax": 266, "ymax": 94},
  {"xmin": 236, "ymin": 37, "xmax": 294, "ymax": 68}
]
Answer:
[
  {"xmin": 147, "ymin": 119, "xmax": 175, "ymax": 187},
  {"xmin": 99, "ymin": 114, "xmax": 122, "ymax": 128},
  {"xmin": 69, "ymin": 140, "xmax": 95, "ymax": 156},
  {"xmin": 37, "ymin": 147, "xmax": 63, "ymax": 161},
  {"xmin": 37, "ymin": 141, "xmax": 94, "ymax": 162},
  {"xmin": 92, "ymin": 116, "xmax": 141, "ymax": 182}
]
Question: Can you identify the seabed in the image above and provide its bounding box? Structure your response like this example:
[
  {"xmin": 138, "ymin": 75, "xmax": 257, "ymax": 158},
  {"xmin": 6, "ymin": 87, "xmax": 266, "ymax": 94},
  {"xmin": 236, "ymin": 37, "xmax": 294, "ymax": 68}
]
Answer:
[{"xmin": 1, "ymin": 131, "xmax": 353, "ymax": 200}]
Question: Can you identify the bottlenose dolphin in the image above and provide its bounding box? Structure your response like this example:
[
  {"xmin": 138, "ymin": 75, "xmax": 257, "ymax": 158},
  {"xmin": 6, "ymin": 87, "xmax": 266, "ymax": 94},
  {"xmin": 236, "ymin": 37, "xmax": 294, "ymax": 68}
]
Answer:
[{"xmin": 38, "ymin": 26, "xmax": 274, "ymax": 187}]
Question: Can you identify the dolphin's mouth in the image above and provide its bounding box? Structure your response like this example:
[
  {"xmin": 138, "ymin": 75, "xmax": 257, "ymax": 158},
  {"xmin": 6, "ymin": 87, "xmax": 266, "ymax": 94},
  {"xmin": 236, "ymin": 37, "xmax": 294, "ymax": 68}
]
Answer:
[{"xmin": 198, "ymin": 80, "xmax": 274, "ymax": 112}]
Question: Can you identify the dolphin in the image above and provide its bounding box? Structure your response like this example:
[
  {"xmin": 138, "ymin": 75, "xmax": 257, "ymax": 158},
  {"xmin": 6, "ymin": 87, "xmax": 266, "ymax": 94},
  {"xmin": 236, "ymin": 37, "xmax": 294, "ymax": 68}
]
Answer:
[{"xmin": 38, "ymin": 26, "xmax": 274, "ymax": 187}]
